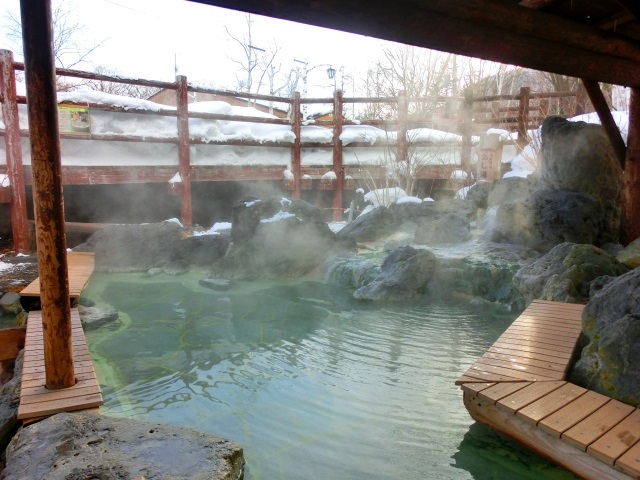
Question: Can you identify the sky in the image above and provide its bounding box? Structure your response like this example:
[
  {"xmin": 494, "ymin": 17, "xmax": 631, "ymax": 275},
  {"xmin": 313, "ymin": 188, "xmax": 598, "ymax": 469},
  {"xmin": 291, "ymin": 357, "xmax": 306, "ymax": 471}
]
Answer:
[{"xmin": 0, "ymin": 0, "xmax": 396, "ymax": 97}]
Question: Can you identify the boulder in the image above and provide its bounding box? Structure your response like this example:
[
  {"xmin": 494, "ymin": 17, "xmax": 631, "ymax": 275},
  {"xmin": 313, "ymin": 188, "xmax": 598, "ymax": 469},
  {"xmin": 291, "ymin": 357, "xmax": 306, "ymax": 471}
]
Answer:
[
  {"xmin": 571, "ymin": 269, "xmax": 640, "ymax": 407},
  {"xmin": 513, "ymin": 243, "xmax": 630, "ymax": 304},
  {"xmin": 464, "ymin": 177, "xmax": 535, "ymax": 212},
  {"xmin": 337, "ymin": 206, "xmax": 397, "ymax": 242},
  {"xmin": 78, "ymin": 305, "xmax": 119, "ymax": 329},
  {"xmin": 87, "ymin": 222, "xmax": 231, "ymax": 273},
  {"xmin": 0, "ymin": 293, "xmax": 22, "ymax": 315},
  {"xmin": 617, "ymin": 237, "xmax": 640, "ymax": 268},
  {"xmin": 0, "ymin": 351, "xmax": 23, "ymax": 454},
  {"xmin": 539, "ymin": 116, "xmax": 623, "ymax": 243},
  {"xmin": 322, "ymin": 253, "xmax": 381, "ymax": 289},
  {"xmin": 3, "ymin": 412, "xmax": 244, "ymax": 480},
  {"xmin": 213, "ymin": 196, "xmax": 342, "ymax": 279},
  {"xmin": 414, "ymin": 213, "xmax": 470, "ymax": 245},
  {"xmin": 491, "ymin": 188, "xmax": 606, "ymax": 251},
  {"xmin": 353, "ymin": 246, "xmax": 438, "ymax": 301}
]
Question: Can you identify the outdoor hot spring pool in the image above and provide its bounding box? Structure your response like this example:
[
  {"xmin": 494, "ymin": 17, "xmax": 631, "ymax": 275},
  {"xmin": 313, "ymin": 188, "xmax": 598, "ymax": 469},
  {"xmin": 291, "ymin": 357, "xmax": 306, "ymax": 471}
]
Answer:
[{"xmin": 82, "ymin": 273, "xmax": 578, "ymax": 480}]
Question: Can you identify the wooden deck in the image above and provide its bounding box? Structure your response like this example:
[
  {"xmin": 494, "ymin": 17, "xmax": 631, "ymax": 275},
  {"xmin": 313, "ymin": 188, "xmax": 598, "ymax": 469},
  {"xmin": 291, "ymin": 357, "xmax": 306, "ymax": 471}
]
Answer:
[
  {"xmin": 457, "ymin": 300, "xmax": 640, "ymax": 480},
  {"xmin": 18, "ymin": 308, "xmax": 103, "ymax": 420},
  {"xmin": 20, "ymin": 251, "xmax": 95, "ymax": 298}
]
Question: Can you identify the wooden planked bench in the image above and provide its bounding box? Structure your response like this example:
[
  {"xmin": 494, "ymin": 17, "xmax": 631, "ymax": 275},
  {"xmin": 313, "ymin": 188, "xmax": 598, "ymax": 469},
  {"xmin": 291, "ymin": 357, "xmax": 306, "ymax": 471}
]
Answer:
[
  {"xmin": 457, "ymin": 300, "xmax": 640, "ymax": 480},
  {"xmin": 20, "ymin": 251, "xmax": 95, "ymax": 299},
  {"xmin": 18, "ymin": 308, "xmax": 103, "ymax": 421}
]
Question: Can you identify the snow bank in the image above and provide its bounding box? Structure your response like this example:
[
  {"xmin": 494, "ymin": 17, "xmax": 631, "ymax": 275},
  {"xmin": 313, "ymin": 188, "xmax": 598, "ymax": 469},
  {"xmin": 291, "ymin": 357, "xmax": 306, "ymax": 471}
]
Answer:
[
  {"xmin": 396, "ymin": 196, "xmax": 422, "ymax": 204},
  {"xmin": 364, "ymin": 187, "xmax": 407, "ymax": 207},
  {"xmin": 193, "ymin": 221, "xmax": 232, "ymax": 236}
]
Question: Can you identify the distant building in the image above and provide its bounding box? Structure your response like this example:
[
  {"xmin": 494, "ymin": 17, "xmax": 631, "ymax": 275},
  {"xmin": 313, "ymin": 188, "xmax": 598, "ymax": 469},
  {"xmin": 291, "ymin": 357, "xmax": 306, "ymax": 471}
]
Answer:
[{"xmin": 148, "ymin": 89, "xmax": 290, "ymax": 119}]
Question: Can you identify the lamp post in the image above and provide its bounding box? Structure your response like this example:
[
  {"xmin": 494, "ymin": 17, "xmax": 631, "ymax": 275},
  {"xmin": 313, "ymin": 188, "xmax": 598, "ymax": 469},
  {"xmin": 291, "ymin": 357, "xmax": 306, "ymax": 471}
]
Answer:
[{"xmin": 294, "ymin": 59, "xmax": 336, "ymax": 119}]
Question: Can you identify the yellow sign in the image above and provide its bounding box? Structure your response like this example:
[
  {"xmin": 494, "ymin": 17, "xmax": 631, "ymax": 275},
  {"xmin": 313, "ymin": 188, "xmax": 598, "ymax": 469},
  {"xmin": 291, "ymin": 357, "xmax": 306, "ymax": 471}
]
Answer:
[{"xmin": 58, "ymin": 105, "xmax": 91, "ymax": 135}]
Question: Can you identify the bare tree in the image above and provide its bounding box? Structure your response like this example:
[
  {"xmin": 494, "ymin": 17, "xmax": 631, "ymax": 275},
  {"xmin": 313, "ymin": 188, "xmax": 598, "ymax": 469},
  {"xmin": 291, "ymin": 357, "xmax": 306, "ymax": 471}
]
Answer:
[
  {"xmin": 4, "ymin": 0, "xmax": 105, "ymax": 69},
  {"xmin": 357, "ymin": 45, "xmax": 456, "ymax": 122},
  {"xmin": 225, "ymin": 13, "xmax": 285, "ymax": 98}
]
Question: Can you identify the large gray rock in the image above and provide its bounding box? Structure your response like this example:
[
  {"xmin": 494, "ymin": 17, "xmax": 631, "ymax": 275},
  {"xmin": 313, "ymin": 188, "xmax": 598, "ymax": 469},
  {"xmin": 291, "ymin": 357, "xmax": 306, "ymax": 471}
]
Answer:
[
  {"xmin": 353, "ymin": 246, "xmax": 438, "ymax": 301},
  {"xmin": 337, "ymin": 206, "xmax": 397, "ymax": 242},
  {"xmin": 88, "ymin": 222, "xmax": 231, "ymax": 273},
  {"xmin": 571, "ymin": 269, "xmax": 640, "ymax": 407},
  {"xmin": 213, "ymin": 196, "xmax": 342, "ymax": 279},
  {"xmin": 3, "ymin": 412, "xmax": 244, "ymax": 480},
  {"xmin": 468, "ymin": 177, "xmax": 536, "ymax": 211},
  {"xmin": 414, "ymin": 213, "xmax": 470, "ymax": 245},
  {"xmin": 513, "ymin": 242, "xmax": 630, "ymax": 304},
  {"xmin": 617, "ymin": 237, "xmax": 640, "ymax": 268},
  {"xmin": 322, "ymin": 253, "xmax": 381, "ymax": 289},
  {"xmin": 539, "ymin": 116, "xmax": 623, "ymax": 243},
  {"xmin": 0, "ymin": 351, "xmax": 23, "ymax": 454},
  {"xmin": 492, "ymin": 188, "xmax": 606, "ymax": 251},
  {"xmin": 78, "ymin": 305, "xmax": 119, "ymax": 329}
]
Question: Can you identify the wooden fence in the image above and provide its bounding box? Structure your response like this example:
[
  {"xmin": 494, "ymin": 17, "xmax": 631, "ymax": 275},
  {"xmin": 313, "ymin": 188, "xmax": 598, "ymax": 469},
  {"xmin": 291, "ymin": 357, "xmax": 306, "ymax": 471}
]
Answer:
[{"xmin": 0, "ymin": 49, "xmax": 577, "ymax": 251}]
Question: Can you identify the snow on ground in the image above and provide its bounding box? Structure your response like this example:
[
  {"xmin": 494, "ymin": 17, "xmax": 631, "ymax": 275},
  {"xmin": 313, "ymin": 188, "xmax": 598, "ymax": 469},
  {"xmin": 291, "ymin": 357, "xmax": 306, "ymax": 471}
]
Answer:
[
  {"xmin": 364, "ymin": 187, "xmax": 407, "ymax": 206},
  {"xmin": 396, "ymin": 196, "xmax": 423, "ymax": 204},
  {"xmin": 193, "ymin": 221, "xmax": 232, "ymax": 236},
  {"xmin": 0, "ymin": 261, "xmax": 13, "ymax": 273}
]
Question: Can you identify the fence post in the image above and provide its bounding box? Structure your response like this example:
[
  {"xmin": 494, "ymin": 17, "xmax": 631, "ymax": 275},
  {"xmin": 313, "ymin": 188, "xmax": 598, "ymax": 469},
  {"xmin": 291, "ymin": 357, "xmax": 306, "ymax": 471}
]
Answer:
[
  {"xmin": 20, "ymin": 0, "xmax": 75, "ymax": 389},
  {"xmin": 397, "ymin": 90, "xmax": 408, "ymax": 163},
  {"xmin": 332, "ymin": 90, "xmax": 344, "ymax": 221},
  {"xmin": 517, "ymin": 87, "xmax": 531, "ymax": 149},
  {"xmin": 460, "ymin": 89, "xmax": 473, "ymax": 174},
  {"xmin": 292, "ymin": 92, "xmax": 301, "ymax": 199},
  {"xmin": 176, "ymin": 75, "xmax": 192, "ymax": 227},
  {"xmin": 0, "ymin": 50, "xmax": 30, "ymax": 253},
  {"xmin": 623, "ymin": 87, "xmax": 640, "ymax": 245}
]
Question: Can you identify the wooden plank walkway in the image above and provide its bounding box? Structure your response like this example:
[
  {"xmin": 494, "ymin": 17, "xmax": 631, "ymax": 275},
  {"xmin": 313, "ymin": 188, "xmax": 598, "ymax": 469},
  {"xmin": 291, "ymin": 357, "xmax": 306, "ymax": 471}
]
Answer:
[
  {"xmin": 20, "ymin": 251, "xmax": 95, "ymax": 298},
  {"xmin": 457, "ymin": 300, "xmax": 640, "ymax": 480},
  {"xmin": 18, "ymin": 308, "xmax": 103, "ymax": 420}
]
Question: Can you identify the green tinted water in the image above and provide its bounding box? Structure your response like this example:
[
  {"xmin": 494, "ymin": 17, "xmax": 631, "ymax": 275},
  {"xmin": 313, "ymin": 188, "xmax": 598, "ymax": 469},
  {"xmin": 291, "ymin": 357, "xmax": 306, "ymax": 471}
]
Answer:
[{"xmin": 83, "ymin": 273, "xmax": 577, "ymax": 480}]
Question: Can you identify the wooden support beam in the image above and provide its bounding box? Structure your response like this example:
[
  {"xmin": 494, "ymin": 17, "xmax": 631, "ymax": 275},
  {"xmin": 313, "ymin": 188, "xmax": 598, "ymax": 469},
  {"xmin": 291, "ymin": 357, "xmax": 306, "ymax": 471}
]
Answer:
[
  {"xmin": 0, "ymin": 50, "xmax": 30, "ymax": 253},
  {"xmin": 20, "ymin": 0, "xmax": 75, "ymax": 390},
  {"xmin": 517, "ymin": 87, "xmax": 531, "ymax": 149},
  {"xmin": 291, "ymin": 92, "xmax": 301, "ymax": 199},
  {"xmin": 460, "ymin": 90, "xmax": 473, "ymax": 173},
  {"xmin": 615, "ymin": 0, "xmax": 640, "ymax": 21},
  {"xmin": 191, "ymin": 0, "xmax": 640, "ymax": 88},
  {"xmin": 396, "ymin": 90, "xmax": 408, "ymax": 163},
  {"xmin": 176, "ymin": 75, "xmax": 192, "ymax": 227},
  {"xmin": 581, "ymin": 79, "xmax": 627, "ymax": 169},
  {"xmin": 622, "ymin": 87, "xmax": 640, "ymax": 245},
  {"xmin": 332, "ymin": 90, "xmax": 343, "ymax": 221}
]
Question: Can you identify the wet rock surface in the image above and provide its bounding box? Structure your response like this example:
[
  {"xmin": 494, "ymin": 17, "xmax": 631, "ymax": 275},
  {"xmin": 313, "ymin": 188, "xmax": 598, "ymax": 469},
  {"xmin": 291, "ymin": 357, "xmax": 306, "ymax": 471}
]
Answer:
[
  {"xmin": 0, "ymin": 351, "xmax": 22, "ymax": 455},
  {"xmin": 323, "ymin": 253, "xmax": 382, "ymax": 290},
  {"xmin": 86, "ymin": 222, "xmax": 231, "ymax": 273},
  {"xmin": 78, "ymin": 305, "xmax": 119, "ymax": 329},
  {"xmin": 3, "ymin": 412, "xmax": 245, "ymax": 480},
  {"xmin": 353, "ymin": 246, "xmax": 438, "ymax": 301},
  {"xmin": 571, "ymin": 269, "xmax": 640, "ymax": 407},
  {"xmin": 487, "ymin": 117, "xmax": 623, "ymax": 251},
  {"xmin": 513, "ymin": 242, "xmax": 630, "ymax": 304},
  {"xmin": 212, "ymin": 197, "xmax": 345, "ymax": 279},
  {"xmin": 414, "ymin": 213, "xmax": 470, "ymax": 245}
]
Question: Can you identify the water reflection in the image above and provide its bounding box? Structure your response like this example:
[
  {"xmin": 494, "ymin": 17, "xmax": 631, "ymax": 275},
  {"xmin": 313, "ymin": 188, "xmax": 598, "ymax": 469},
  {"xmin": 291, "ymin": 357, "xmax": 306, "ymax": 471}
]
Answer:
[{"xmin": 85, "ymin": 275, "xmax": 576, "ymax": 480}]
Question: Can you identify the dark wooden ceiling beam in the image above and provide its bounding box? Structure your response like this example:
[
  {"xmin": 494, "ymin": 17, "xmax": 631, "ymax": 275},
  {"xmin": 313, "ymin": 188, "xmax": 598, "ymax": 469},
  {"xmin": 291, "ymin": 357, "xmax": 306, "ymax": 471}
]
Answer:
[
  {"xmin": 192, "ymin": 0, "xmax": 640, "ymax": 88},
  {"xmin": 597, "ymin": 11, "xmax": 636, "ymax": 30},
  {"xmin": 416, "ymin": 0, "xmax": 640, "ymax": 64},
  {"xmin": 615, "ymin": 0, "xmax": 640, "ymax": 20},
  {"xmin": 519, "ymin": 0, "xmax": 563, "ymax": 8}
]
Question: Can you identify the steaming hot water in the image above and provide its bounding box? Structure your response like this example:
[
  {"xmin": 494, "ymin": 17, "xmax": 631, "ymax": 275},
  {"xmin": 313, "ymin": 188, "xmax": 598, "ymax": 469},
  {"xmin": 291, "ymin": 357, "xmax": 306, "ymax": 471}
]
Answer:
[{"xmin": 83, "ymin": 273, "xmax": 577, "ymax": 479}]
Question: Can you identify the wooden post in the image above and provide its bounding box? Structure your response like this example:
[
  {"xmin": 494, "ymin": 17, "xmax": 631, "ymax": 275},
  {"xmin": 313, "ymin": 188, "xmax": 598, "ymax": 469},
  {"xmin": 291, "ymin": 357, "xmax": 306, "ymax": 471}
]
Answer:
[
  {"xmin": 460, "ymin": 89, "xmax": 473, "ymax": 174},
  {"xmin": 396, "ymin": 90, "xmax": 408, "ymax": 163},
  {"xmin": 332, "ymin": 90, "xmax": 343, "ymax": 221},
  {"xmin": 292, "ymin": 92, "xmax": 301, "ymax": 199},
  {"xmin": 517, "ymin": 87, "xmax": 531, "ymax": 149},
  {"xmin": 20, "ymin": 0, "xmax": 75, "ymax": 389},
  {"xmin": 176, "ymin": 75, "xmax": 192, "ymax": 226},
  {"xmin": 539, "ymin": 97, "xmax": 549, "ymax": 118},
  {"xmin": 622, "ymin": 87, "xmax": 640, "ymax": 245},
  {"xmin": 582, "ymin": 79, "xmax": 627, "ymax": 169},
  {"xmin": 0, "ymin": 50, "xmax": 30, "ymax": 253}
]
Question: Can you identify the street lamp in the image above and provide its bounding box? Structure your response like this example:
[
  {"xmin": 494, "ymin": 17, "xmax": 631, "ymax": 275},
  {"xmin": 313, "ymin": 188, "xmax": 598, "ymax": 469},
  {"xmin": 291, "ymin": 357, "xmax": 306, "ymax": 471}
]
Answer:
[{"xmin": 326, "ymin": 66, "xmax": 336, "ymax": 80}]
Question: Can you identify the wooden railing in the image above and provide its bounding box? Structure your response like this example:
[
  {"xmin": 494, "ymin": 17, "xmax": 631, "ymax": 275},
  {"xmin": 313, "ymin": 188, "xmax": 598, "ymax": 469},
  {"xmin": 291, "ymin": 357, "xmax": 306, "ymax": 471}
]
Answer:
[{"xmin": 0, "ymin": 48, "xmax": 578, "ymax": 249}]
